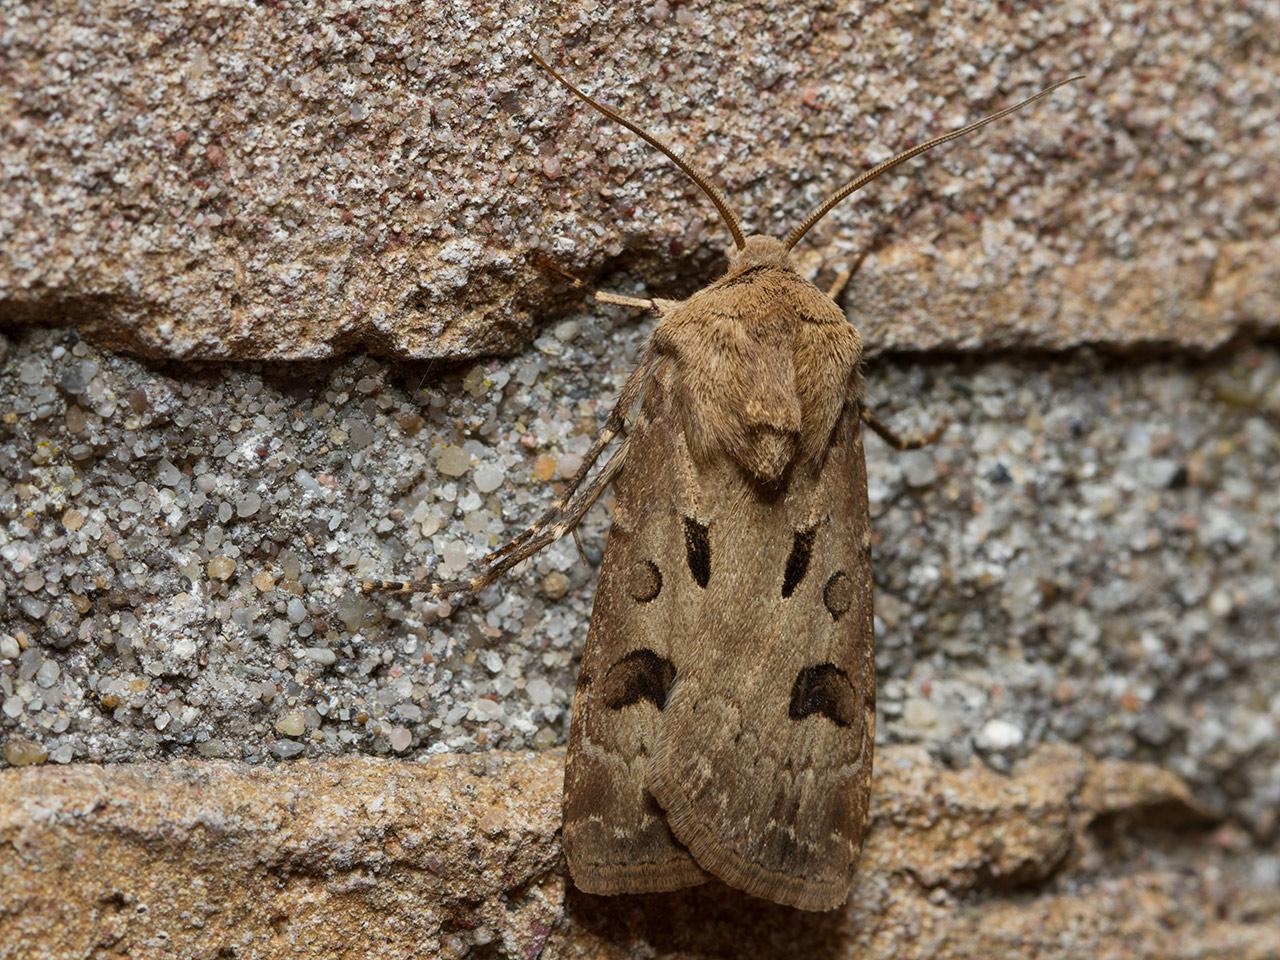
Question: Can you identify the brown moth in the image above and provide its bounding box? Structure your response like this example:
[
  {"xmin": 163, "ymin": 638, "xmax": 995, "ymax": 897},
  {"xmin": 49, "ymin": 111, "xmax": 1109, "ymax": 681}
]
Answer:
[{"xmin": 370, "ymin": 54, "xmax": 1078, "ymax": 911}]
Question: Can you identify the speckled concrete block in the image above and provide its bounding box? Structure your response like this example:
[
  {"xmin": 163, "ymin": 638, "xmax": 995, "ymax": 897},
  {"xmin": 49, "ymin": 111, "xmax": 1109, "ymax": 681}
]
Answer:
[
  {"xmin": 1, "ymin": 1, "xmax": 1277, "ymax": 359},
  {"xmin": 2, "ymin": 324, "xmax": 1279, "ymax": 840},
  {"xmin": 3, "ymin": 746, "xmax": 1277, "ymax": 959}
]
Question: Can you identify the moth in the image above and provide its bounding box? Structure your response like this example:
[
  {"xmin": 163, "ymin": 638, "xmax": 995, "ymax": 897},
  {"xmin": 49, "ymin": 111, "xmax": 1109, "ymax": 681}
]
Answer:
[{"xmin": 370, "ymin": 54, "xmax": 1078, "ymax": 911}]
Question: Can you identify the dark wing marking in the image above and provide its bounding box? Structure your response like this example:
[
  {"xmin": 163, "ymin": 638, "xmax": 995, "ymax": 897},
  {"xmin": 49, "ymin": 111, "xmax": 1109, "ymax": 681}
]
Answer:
[
  {"xmin": 788, "ymin": 663, "xmax": 860, "ymax": 726},
  {"xmin": 683, "ymin": 518, "xmax": 711, "ymax": 588},
  {"xmin": 782, "ymin": 526, "xmax": 817, "ymax": 598},
  {"xmin": 603, "ymin": 649, "xmax": 677, "ymax": 710},
  {"xmin": 823, "ymin": 571, "xmax": 854, "ymax": 620}
]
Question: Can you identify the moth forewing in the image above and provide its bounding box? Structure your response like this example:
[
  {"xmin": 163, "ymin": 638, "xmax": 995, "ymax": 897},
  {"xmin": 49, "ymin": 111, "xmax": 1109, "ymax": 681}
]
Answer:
[
  {"xmin": 564, "ymin": 245, "xmax": 874, "ymax": 911},
  {"xmin": 642, "ymin": 394, "xmax": 876, "ymax": 913},
  {"xmin": 367, "ymin": 52, "xmax": 1079, "ymax": 911}
]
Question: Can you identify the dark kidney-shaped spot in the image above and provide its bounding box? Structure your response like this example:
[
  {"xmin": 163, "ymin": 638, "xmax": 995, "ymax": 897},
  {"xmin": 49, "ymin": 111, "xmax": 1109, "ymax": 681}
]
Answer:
[
  {"xmin": 789, "ymin": 663, "xmax": 860, "ymax": 727},
  {"xmin": 781, "ymin": 527, "xmax": 817, "ymax": 598},
  {"xmin": 683, "ymin": 518, "xmax": 711, "ymax": 588},
  {"xmin": 628, "ymin": 559, "xmax": 662, "ymax": 602},
  {"xmin": 823, "ymin": 571, "xmax": 854, "ymax": 620},
  {"xmin": 603, "ymin": 649, "xmax": 677, "ymax": 711}
]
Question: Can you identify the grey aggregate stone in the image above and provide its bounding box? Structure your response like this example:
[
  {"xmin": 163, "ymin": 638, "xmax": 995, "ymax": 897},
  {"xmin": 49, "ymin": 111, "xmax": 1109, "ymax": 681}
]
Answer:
[{"xmin": 0, "ymin": 323, "xmax": 1277, "ymax": 841}]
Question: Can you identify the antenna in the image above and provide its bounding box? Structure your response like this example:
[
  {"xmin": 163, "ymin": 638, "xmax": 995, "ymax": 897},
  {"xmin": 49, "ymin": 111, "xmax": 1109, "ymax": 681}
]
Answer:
[
  {"xmin": 531, "ymin": 50, "xmax": 748, "ymax": 251},
  {"xmin": 784, "ymin": 76, "xmax": 1083, "ymax": 250}
]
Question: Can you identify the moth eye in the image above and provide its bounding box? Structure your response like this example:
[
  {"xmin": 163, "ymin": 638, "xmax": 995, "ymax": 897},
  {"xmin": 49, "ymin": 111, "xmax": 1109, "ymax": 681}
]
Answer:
[
  {"xmin": 628, "ymin": 559, "xmax": 662, "ymax": 602},
  {"xmin": 824, "ymin": 571, "xmax": 854, "ymax": 620},
  {"xmin": 602, "ymin": 649, "xmax": 676, "ymax": 711},
  {"xmin": 788, "ymin": 663, "xmax": 859, "ymax": 727},
  {"xmin": 683, "ymin": 518, "xmax": 711, "ymax": 588},
  {"xmin": 781, "ymin": 527, "xmax": 817, "ymax": 598}
]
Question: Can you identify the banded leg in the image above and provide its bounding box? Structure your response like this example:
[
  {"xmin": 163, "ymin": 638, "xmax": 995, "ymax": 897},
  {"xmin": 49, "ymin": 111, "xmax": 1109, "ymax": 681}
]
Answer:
[
  {"xmin": 458, "ymin": 440, "xmax": 627, "ymax": 595},
  {"xmin": 824, "ymin": 195, "xmax": 927, "ymax": 303},
  {"xmin": 477, "ymin": 417, "xmax": 623, "ymax": 572},
  {"xmin": 531, "ymin": 251, "xmax": 586, "ymax": 288},
  {"xmin": 826, "ymin": 266, "xmax": 854, "ymax": 301},
  {"xmin": 469, "ymin": 351, "xmax": 655, "ymax": 573},
  {"xmin": 861, "ymin": 407, "xmax": 949, "ymax": 451},
  {"xmin": 389, "ymin": 441, "xmax": 628, "ymax": 599},
  {"xmin": 363, "ymin": 354, "xmax": 655, "ymax": 598},
  {"xmin": 361, "ymin": 424, "xmax": 619, "ymax": 596}
]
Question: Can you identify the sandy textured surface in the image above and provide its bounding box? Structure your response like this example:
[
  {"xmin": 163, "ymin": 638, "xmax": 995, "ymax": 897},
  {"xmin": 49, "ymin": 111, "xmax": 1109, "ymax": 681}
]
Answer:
[
  {"xmin": 2, "ymin": 1, "xmax": 1277, "ymax": 359},
  {"xmin": 3, "ymin": 746, "xmax": 1277, "ymax": 959}
]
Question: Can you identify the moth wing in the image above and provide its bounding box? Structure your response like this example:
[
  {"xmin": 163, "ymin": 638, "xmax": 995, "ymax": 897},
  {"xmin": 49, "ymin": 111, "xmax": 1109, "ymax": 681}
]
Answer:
[
  {"xmin": 562, "ymin": 368, "xmax": 709, "ymax": 895},
  {"xmin": 647, "ymin": 400, "xmax": 875, "ymax": 912}
]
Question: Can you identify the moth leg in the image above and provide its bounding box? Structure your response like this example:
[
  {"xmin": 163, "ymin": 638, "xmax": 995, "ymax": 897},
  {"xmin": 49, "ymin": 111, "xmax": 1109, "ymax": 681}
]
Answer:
[
  {"xmin": 362, "ymin": 428, "xmax": 625, "ymax": 598},
  {"xmin": 447, "ymin": 441, "xmax": 628, "ymax": 596},
  {"xmin": 361, "ymin": 577, "xmax": 419, "ymax": 595},
  {"xmin": 861, "ymin": 407, "xmax": 949, "ymax": 451},
  {"xmin": 825, "ymin": 254, "xmax": 877, "ymax": 301},
  {"xmin": 825, "ymin": 197, "xmax": 928, "ymax": 302},
  {"xmin": 531, "ymin": 251, "xmax": 586, "ymax": 288},
  {"xmin": 422, "ymin": 352, "xmax": 654, "ymax": 585},
  {"xmin": 476, "ymin": 418, "xmax": 624, "ymax": 571},
  {"xmin": 594, "ymin": 290, "xmax": 654, "ymax": 310},
  {"xmin": 363, "ymin": 355, "xmax": 657, "ymax": 598},
  {"xmin": 485, "ymin": 346, "xmax": 657, "ymax": 557},
  {"xmin": 594, "ymin": 290, "xmax": 682, "ymax": 316},
  {"xmin": 826, "ymin": 266, "xmax": 854, "ymax": 301},
  {"xmin": 363, "ymin": 443, "xmax": 627, "ymax": 599}
]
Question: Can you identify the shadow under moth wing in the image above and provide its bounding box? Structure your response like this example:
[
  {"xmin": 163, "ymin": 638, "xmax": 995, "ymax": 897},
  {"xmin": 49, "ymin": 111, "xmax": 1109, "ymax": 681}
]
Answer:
[{"xmin": 366, "ymin": 52, "xmax": 1078, "ymax": 911}]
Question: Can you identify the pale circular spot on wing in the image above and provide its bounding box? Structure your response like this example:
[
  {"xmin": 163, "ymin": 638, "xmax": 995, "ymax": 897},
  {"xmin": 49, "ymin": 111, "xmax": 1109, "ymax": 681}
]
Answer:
[
  {"xmin": 629, "ymin": 559, "xmax": 662, "ymax": 602},
  {"xmin": 824, "ymin": 571, "xmax": 853, "ymax": 619}
]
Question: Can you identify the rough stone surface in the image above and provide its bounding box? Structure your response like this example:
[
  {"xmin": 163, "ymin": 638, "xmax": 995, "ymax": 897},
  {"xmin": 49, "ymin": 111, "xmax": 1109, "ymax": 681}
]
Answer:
[
  {"xmin": 2, "ymin": 746, "xmax": 1276, "ymax": 959},
  {"xmin": 2, "ymin": 325, "xmax": 1279, "ymax": 842},
  {"xmin": 2, "ymin": 2, "xmax": 1277, "ymax": 359},
  {"xmin": 3, "ymin": 5, "xmax": 1277, "ymax": 951}
]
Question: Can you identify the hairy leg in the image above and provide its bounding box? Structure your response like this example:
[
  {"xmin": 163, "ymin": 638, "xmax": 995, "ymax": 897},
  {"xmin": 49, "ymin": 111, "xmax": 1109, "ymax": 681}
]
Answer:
[
  {"xmin": 363, "ymin": 349, "xmax": 658, "ymax": 599},
  {"xmin": 861, "ymin": 406, "xmax": 949, "ymax": 451},
  {"xmin": 594, "ymin": 290, "xmax": 681, "ymax": 317}
]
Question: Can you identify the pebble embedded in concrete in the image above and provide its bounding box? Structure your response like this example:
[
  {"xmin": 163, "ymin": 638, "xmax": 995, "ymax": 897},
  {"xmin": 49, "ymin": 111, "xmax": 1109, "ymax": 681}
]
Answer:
[{"xmin": 975, "ymin": 718, "xmax": 1025, "ymax": 753}]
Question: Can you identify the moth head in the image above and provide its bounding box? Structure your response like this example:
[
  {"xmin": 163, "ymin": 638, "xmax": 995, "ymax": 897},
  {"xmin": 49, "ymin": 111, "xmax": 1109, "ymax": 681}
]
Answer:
[
  {"xmin": 729, "ymin": 235, "xmax": 793, "ymax": 272},
  {"xmin": 531, "ymin": 50, "xmax": 1081, "ymax": 258}
]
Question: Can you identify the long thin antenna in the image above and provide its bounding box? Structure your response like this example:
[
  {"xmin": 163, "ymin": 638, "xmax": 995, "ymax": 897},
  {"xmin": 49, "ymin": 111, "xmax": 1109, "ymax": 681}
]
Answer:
[
  {"xmin": 531, "ymin": 50, "xmax": 748, "ymax": 251},
  {"xmin": 784, "ymin": 76, "xmax": 1083, "ymax": 250}
]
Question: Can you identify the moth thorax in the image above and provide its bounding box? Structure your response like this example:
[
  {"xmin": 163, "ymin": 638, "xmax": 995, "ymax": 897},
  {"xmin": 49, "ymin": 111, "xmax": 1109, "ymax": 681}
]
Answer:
[{"xmin": 742, "ymin": 426, "xmax": 798, "ymax": 484}]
